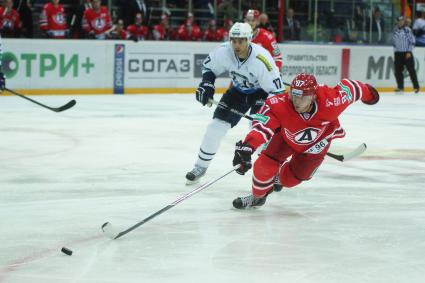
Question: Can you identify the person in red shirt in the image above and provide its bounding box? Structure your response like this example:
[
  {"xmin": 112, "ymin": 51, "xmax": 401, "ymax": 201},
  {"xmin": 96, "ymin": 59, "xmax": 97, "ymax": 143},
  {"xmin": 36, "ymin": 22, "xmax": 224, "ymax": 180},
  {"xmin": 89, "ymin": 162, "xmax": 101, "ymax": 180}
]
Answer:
[
  {"xmin": 108, "ymin": 19, "xmax": 127, "ymax": 40},
  {"xmin": 0, "ymin": 0, "xmax": 21, "ymax": 38},
  {"xmin": 127, "ymin": 13, "xmax": 149, "ymax": 41},
  {"xmin": 177, "ymin": 19, "xmax": 202, "ymax": 41},
  {"xmin": 232, "ymin": 73, "xmax": 380, "ymax": 209},
  {"xmin": 177, "ymin": 12, "xmax": 201, "ymax": 40},
  {"xmin": 203, "ymin": 19, "xmax": 222, "ymax": 41},
  {"xmin": 216, "ymin": 19, "xmax": 233, "ymax": 41},
  {"xmin": 245, "ymin": 9, "xmax": 282, "ymax": 71},
  {"xmin": 39, "ymin": 0, "xmax": 68, "ymax": 38},
  {"xmin": 152, "ymin": 14, "xmax": 173, "ymax": 40},
  {"xmin": 82, "ymin": 0, "xmax": 112, "ymax": 39}
]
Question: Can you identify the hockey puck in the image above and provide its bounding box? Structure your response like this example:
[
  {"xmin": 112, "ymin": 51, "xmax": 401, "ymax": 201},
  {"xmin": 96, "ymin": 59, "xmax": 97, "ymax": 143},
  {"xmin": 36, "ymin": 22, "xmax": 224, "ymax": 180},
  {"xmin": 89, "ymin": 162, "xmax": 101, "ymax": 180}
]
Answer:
[{"xmin": 61, "ymin": 247, "xmax": 73, "ymax": 256}]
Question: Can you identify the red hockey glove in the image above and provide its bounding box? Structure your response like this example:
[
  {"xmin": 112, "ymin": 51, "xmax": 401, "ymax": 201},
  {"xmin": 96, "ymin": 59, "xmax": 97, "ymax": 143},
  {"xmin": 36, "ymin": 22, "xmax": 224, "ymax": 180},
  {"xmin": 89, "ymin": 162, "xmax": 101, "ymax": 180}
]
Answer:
[
  {"xmin": 362, "ymin": 84, "xmax": 380, "ymax": 105},
  {"xmin": 233, "ymin": 141, "xmax": 253, "ymax": 175}
]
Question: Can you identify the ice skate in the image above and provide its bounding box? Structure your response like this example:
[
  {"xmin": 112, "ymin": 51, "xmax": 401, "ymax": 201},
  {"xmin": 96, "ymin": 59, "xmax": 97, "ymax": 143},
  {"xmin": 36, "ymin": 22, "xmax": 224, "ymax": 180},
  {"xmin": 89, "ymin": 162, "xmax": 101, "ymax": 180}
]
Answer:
[
  {"xmin": 232, "ymin": 194, "xmax": 268, "ymax": 209},
  {"xmin": 185, "ymin": 166, "xmax": 207, "ymax": 185},
  {"xmin": 273, "ymin": 174, "xmax": 283, "ymax": 192}
]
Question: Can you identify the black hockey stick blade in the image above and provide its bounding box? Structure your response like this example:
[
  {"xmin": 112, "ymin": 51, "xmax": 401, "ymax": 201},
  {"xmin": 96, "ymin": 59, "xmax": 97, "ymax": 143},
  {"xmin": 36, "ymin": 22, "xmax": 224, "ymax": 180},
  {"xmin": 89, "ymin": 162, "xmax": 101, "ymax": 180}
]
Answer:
[
  {"xmin": 326, "ymin": 143, "xmax": 367, "ymax": 162},
  {"xmin": 102, "ymin": 166, "xmax": 238, "ymax": 240},
  {"xmin": 6, "ymin": 88, "xmax": 76, "ymax": 112}
]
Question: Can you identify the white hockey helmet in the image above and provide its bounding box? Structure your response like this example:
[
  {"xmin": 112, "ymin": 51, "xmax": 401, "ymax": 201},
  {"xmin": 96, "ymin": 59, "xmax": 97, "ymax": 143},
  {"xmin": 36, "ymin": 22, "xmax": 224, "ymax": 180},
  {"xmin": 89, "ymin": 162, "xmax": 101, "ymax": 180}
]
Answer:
[{"xmin": 229, "ymin": 22, "xmax": 252, "ymax": 42}]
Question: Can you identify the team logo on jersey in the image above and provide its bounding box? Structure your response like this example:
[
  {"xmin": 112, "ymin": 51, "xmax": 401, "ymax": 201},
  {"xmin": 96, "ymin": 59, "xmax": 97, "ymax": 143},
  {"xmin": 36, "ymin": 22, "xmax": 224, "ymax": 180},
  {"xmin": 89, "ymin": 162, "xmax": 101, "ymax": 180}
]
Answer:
[
  {"xmin": 3, "ymin": 20, "xmax": 12, "ymax": 28},
  {"xmin": 94, "ymin": 18, "xmax": 106, "ymax": 30},
  {"xmin": 325, "ymin": 99, "xmax": 333, "ymax": 107},
  {"xmin": 230, "ymin": 71, "xmax": 254, "ymax": 90},
  {"xmin": 284, "ymin": 127, "xmax": 325, "ymax": 145},
  {"xmin": 54, "ymin": 13, "xmax": 65, "ymax": 24}
]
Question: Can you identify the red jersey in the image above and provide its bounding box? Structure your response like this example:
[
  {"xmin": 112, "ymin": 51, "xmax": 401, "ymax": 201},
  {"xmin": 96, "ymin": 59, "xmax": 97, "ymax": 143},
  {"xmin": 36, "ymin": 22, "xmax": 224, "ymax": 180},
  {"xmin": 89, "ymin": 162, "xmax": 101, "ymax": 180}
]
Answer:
[
  {"xmin": 39, "ymin": 3, "xmax": 68, "ymax": 38},
  {"xmin": 177, "ymin": 24, "xmax": 202, "ymax": 41},
  {"xmin": 127, "ymin": 24, "xmax": 149, "ymax": 40},
  {"xmin": 152, "ymin": 24, "xmax": 165, "ymax": 40},
  {"xmin": 82, "ymin": 6, "xmax": 112, "ymax": 39},
  {"xmin": 246, "ymin": 79, "xmax": 376, "ymax": 154},
  {"xmin": 252, "ymin": 28, "xmax": 282, "ymax": 70},
  {"xmin": 216, "ymin": 28, "xmax": 229, "ymax": 41},
  {"xmin": 0, "ymin": 7, "xmax": 21, "ymax": 31},
  {"xmin": 203, "ymin": 28, "xmax": 223, "ymax": 41}
]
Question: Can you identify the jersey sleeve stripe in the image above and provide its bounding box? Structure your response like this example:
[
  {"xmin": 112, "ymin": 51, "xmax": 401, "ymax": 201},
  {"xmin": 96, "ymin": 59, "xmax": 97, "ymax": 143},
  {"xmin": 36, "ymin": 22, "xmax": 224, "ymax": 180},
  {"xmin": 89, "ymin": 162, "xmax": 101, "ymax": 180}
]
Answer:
[
  {"xmin": 253, "ymin": 122, "xmax": 274, "ymax": 137},
  {"xmin": 251, "ymin": 128, "xmax": 270, "ymax": 142},
  {"xmin": 349, "ymin": 80, "xmax": 363, "ymax": 101}
]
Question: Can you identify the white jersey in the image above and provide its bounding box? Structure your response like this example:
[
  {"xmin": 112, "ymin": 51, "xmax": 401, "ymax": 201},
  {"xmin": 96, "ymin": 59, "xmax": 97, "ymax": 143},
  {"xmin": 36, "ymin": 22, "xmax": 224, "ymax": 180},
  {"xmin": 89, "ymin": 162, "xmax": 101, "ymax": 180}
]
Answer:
[{"xmin": 202, "ymin": 42, "xmax": 284, "ymax": 95}]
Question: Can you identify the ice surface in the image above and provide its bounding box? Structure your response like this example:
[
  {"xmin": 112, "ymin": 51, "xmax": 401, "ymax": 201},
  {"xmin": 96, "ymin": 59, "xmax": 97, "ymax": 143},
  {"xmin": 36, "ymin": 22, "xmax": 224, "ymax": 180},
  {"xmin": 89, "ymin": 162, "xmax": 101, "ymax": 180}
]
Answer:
[{"xmin": 0, "ymin": 93, "xmax": 424, "ymax": 283}]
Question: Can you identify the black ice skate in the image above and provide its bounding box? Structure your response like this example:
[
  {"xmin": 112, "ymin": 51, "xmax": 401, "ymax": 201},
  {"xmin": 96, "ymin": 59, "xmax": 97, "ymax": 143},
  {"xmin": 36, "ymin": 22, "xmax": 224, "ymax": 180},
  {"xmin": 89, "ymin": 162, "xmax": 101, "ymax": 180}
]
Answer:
[
  {"xmin": 232, "ymin": 194, "xmax": 268, "ymax": 209},
  {"xmin": 185, "ymin": 166, "xmax": 207, "ymax": 185},
  {"xmin": 273, "ymin": 174, "xmax": 283, "ymax": 192}
]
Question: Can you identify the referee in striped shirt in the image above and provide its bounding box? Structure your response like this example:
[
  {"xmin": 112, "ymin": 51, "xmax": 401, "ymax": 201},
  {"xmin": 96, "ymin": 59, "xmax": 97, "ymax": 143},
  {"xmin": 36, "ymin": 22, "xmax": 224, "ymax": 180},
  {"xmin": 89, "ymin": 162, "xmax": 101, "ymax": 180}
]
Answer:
[{"xmin": 392, "ymin": 16, "xmax": 420, "ymax": 93}]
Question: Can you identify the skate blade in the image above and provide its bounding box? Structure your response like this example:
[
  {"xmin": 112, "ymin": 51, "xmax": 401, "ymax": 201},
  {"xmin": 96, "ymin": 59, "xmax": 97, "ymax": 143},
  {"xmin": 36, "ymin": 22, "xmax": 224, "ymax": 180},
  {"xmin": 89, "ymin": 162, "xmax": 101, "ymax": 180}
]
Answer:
[{"xmin": 185, "ymin": 178, "xmax": 201, "ymax": 185}]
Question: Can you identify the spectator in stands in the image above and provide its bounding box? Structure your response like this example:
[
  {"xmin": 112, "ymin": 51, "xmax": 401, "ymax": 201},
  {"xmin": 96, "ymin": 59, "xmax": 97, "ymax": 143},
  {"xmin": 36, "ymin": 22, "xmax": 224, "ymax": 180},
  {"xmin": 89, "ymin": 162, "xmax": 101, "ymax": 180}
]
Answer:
[
  {"xmin": 127, "ymin": 13, "xmax": 149, "ymax": 41},
  {"xmin": 177, "ymin": 19, "xmax": 202, "ymax": 41},
  {"xmin": 203, "ymin": 19, "xmax": 220, "ymax": 41},
  {"xmin": 283, "ymin": 8, "xmax": 300, "ymax": 40},
  {"xmin": 14, "ymin": 0, "xmax": 32, "ymax": 37},
  {"xmin": 152, "ymin": 14, "xmax": 173, "ymax": 40},
  {"xmin": 0, "ymin": 0, "xmax": 22, "ymax": 38},
  {"xmin": 216, "ymin": 18, "xmax": 232, "ymax": 41},
  {"xmin": 258, "ymin": 13, "xmax": 275, "ymax": 36},
  {"xmin": 39, "ymin": 0, "xmax": 68, "ymax": 39},
  {"xmin": 70, "ymin": 0, "xmax": 92, "ymax": 39},
  {"xmin": 370, "ymin": 8, "xmax": 385, "ymax": 44},
  {"xmin": 392, "ymin": 16, "xmax": 419, "ymax": 93},
  {"xmin": 177, "ymin": 12, "xmax": 201, "ymax": 41},
  {"xmin": 108, "ymin": 19, "xmax": 127, "ymax": 40},
  {"xmin": 118, "ymin": 0, "xmax": 149, "ymax": 28},
  {"xmin": 413, "ymin": 11, "xmax": 425, "ymax": 46},
  {"xmin": 82, "ymin": 0, "xmax": 112, "ymax": 40}
]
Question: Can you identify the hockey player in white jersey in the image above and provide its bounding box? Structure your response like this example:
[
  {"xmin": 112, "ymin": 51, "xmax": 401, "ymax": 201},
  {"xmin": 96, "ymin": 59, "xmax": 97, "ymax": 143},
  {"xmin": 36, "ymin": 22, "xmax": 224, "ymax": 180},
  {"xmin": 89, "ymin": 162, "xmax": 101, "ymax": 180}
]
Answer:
[{"xmin": 186, "ymin": 22, "xmax": 284, "ymax": 184}]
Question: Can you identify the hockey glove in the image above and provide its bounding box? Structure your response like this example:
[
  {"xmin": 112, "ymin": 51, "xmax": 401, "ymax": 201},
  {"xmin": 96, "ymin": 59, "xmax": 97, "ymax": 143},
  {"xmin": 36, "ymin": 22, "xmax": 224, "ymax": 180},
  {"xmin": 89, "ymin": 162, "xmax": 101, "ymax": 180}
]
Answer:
[
  {"xmin": 362, "ymin": 84, "xmax": 380, "ymax": 105},
  {"xmin": 0, "ymin": 72, "xmax": 5, "ymax": 91},
  {"xmin": 196, "ymin": 81, "xmax": 215, "ymax": 106},
  {"xmin": 233, "ymin": 141, "xmax": 254, "ymax": 175}
]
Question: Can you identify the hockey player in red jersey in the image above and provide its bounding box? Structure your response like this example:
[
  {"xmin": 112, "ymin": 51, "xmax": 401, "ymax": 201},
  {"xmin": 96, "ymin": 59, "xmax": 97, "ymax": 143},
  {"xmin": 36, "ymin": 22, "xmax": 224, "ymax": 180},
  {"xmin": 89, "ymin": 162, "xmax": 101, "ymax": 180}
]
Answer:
[
  {"xmin": 0, "ymin": 0, "xmax": 22, "ymax": 38},
  {"xmin": 245, "ymin": 9, "xmax": 282, "ymax": 71},
  {"xmin": 39, "ymin": 0, "xmax": 68, "ymax": 39},
  {"xmin": 232, "ymin": 73, "xmax": 380, "ymax": 209},
  {"xmin": 82, "ymin": 0, "xmax": 112, "ymax": 40},
  {"xmin": 127, "ymin": 13, "xmax": 149, "ymax": 41}
]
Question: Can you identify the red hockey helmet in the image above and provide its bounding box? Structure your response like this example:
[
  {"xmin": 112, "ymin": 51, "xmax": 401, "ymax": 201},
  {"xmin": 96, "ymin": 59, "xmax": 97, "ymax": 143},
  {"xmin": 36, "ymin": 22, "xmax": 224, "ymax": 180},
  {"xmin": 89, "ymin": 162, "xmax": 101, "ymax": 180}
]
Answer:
[
  {"xmin": 245, "ymin": 9, "xmax": 260, "ymax": 20},
  {"xmin": 290, "ymin": 73, "xmax": 318, "ymax": 97}
]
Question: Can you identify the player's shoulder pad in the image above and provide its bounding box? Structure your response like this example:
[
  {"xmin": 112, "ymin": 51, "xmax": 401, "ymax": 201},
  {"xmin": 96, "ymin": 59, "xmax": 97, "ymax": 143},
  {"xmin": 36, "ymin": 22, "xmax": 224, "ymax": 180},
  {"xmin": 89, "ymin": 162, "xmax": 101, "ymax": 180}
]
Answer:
[{"xmin": 256, "ymin": 54, "xmax": 273, "ymax": 72}]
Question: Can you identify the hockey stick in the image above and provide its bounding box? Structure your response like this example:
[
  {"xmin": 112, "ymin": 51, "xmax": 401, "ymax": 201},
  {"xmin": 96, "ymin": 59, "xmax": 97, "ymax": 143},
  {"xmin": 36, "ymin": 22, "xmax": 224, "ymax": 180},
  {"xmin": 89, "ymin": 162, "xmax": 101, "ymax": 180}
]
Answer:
[
  {"xmin": 101, "ymin": 166, "xmax": 239, "ymax": 240},
  {"xmin": 210, "ymin": 99, "xmax": 367, "ymax": 162},
  {"xmin": 5, "ymin": 88, "xmax": 76, "ymax": 112}
]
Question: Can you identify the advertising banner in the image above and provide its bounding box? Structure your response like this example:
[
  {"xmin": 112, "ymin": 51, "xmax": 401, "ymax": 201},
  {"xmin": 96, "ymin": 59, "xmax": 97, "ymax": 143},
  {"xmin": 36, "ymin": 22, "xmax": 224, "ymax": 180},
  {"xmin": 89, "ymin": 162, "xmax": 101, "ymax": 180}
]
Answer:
[
  {"xmin": 279, "ymin": 44, "xmax": 342, "ymax": 86},
  {"xmin": 349, "ymin": 46, "xmax": 425, "ymax": 88},
  {"xmin": 3, "ymin": 39, "xmax": 113, "ymax": 91}
]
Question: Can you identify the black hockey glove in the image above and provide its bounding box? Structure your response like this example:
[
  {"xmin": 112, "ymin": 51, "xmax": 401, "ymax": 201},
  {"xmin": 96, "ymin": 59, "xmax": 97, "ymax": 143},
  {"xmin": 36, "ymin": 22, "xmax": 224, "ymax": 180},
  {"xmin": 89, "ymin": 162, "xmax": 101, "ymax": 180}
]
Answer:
[
  {"xmin": 0, "ymin": 72, "xmax": 5, "ymax": 91},
  {"xmin": 195, "ymin": 81, "xmax": 215, "ymax": 106},
  {"xmin": 363, "ymin": 84, "xmax": 380, "ymax": 105},
  {"xmin": 233, "ymin": 141, "xmax": 254, "ymax": 175}
]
